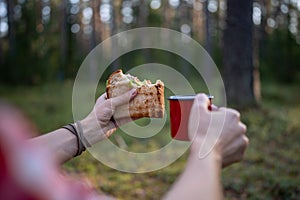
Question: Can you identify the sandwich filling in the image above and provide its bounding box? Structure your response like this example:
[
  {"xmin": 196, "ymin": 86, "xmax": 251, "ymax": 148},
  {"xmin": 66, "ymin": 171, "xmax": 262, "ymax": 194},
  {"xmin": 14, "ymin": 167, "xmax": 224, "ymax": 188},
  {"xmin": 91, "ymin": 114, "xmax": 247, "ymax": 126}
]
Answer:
[
  {"xmin": 106, "ymin": 69, "xmax": 165, "ymax": 118},
  {"xmin": 107, "ymin": 71, "xmax": 155, "ymax": 88}
]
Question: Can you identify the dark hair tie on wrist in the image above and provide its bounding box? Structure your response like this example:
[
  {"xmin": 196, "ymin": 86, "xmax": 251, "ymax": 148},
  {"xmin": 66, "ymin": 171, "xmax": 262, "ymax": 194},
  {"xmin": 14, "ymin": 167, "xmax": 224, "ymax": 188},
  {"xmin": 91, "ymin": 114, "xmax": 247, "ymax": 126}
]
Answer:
[{"xmin": 62, "ymin": 122, "xmax": 86, "ymax": 157}]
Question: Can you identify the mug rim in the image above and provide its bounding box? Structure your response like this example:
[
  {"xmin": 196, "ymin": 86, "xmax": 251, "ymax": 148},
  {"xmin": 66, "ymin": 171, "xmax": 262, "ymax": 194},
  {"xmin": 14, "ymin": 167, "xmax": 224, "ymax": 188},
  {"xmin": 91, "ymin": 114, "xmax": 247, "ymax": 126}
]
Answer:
[
  {"xmin": 168, "ymin": 95, "xmax": 214, "ymax": 101},
  {"xmin": 168, "ymin": 95, "xmax": 196, "ymax": 100}
]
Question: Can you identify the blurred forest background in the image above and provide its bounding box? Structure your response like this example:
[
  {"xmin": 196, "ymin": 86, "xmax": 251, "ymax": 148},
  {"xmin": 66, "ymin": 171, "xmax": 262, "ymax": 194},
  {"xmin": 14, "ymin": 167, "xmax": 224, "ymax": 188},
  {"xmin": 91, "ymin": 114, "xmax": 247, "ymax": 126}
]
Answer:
[
  {"xmin": 1, "ymin": 0, "xmax": 300, "ymax": 86},
  {"xmin": 0, "ymin": 0, "xmax": 300, "ymax": 199}
]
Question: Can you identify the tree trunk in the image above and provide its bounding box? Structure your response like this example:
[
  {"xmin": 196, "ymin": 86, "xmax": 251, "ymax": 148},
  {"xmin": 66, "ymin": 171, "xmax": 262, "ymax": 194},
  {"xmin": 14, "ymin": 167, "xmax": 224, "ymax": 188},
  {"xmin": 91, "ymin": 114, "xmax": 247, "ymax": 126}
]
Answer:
[
  {"xmin": 253, "ymin": 25, "xmax": 261, "ymax": 102},
  {"xmin": 6, "ymin": 0, "xmax": 16, "ymax": 82},
  {"xmin": 110, "ymin": 0, "xmax": 121, "ymax": 71},
  {"xmin": 137, "ymin": 0, "xmax": 148, "ymax": 27},
  {"xmin": 192, "ymin": 1, "xmax": 205, "ymax": 42},
  {"xmin": 0, "ymin": 9, "xmax": 3, "ymax": 66},
  {"xmin": 138, "ymin": 0, "xmax": 150, "ymax": 63},
  {"xmin": 0, "ymin": 37, "xmax": 3, "ymax": 66},
  {"xmin": 222, "ymin": 0, "xmax": 256, "ymax": 107},
  {"xmin": 59, "ymin": 0, "xmax": 68, "ymax": 81},
  {"xmin": 204, "ymin": 0, "xmax": 212, "ymax": 55},
  {"xmin": 90, "ymin": 0, "xmax": 97, "ymax": 50},
  {"xmin": 7, "ymin": 0, "xmax": 15, "ymax": 58},
  {"xmin": 92, "ymin": 0, "xmax": 102, "ymax": 45}
]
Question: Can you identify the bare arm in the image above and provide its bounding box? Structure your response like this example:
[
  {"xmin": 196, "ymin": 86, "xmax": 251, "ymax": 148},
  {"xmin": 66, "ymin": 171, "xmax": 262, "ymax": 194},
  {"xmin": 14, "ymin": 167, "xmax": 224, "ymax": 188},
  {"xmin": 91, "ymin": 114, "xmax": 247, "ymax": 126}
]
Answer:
[
  {"xmin": 163, "ymin": 94, "xmax": 248, "ymax": 200},
  {"xmin": 29, "ymin": 89, "xmax": 137, "ymax": 163},
  {"xmin": 29, "ymin": 128, "xmax": 78, "ymax": 163},
  {"xmin": 163, "ymin": 150, "xmax": 223, "ymax": 200}
]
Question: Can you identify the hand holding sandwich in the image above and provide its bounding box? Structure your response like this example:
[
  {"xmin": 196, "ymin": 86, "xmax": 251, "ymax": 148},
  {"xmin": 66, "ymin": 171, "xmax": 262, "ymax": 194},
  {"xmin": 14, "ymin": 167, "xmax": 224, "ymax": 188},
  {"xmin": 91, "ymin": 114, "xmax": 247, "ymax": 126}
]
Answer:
[
  {"xmin": 30, "ymin": 70, "xmax": 164, "ymax": 163},
  {"xmin": 78, "ymin": 69, "xmax": 165, "ymax": 149},
  {"xmin": 80, "ymin": 89, "xmax": 138, "ymax": 145}
]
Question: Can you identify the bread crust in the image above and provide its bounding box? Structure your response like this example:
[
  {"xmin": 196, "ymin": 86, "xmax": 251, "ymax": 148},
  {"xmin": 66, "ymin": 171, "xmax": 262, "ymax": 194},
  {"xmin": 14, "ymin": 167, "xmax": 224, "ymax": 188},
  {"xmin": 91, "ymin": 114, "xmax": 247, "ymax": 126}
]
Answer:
[
  {"xmin": 106, "ymin": 69, "xmax": 123, "ymax": 86},
  {"xmin": 106, "ymin": 69, "xmax": 165, "ymax": 118}
]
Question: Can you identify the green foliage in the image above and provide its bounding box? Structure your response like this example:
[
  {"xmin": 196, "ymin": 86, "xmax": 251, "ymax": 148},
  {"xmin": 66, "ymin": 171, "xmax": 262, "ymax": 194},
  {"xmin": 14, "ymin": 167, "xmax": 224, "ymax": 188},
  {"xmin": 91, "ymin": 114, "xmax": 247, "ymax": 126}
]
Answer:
[
  {"xmin": 0, "ymin": 1, "xmax": 83, "ymax": 84},
  {"xmin": 1, "ymin": 81, "xmax": 299, "ymax": 199},
  {"xmin": 0, "ymin": 81, "xmax": 74, "ymax": 132},
  {"xmin": 1, "ymin": 1, "xmax": 299, "ymax": 86},
  {"xmin": 260, "ymin": 29, "xmax": 300, "ymax": 83},
  {"xmin": 148, "ymin": 10, "xmax": 163, "ymax": 27}
]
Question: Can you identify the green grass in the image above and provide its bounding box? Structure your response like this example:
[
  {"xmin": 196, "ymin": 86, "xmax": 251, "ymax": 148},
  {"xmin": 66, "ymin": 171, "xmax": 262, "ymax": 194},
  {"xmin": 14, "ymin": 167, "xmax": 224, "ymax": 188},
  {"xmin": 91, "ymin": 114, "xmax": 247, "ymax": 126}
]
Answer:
[
  {"xmin": 0, "ymin": 81, "xmax": 74, "ymax": 133},
  {"xmin": 222, "ymin": 83, "xmax": 300, "ymax": 200},
  {"xmin": 0, "ymin": 81, "xmax": 299, "ymax": 199}
]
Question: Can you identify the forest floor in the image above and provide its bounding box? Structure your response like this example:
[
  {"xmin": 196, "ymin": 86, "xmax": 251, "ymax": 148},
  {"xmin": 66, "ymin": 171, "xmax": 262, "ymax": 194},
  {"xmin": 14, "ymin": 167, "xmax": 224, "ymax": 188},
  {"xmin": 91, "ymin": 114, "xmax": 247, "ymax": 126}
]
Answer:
[{"xmin": 1, "ymin": 81, "xmax": 299, "ymax": 200}]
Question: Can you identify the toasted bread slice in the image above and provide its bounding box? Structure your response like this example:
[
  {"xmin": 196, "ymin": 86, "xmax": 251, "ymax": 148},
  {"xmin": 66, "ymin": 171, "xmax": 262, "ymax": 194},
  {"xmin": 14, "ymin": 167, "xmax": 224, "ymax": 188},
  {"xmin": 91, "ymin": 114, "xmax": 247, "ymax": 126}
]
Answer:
[{"xmin": 106, "ymin": 69, "xmax": 164, "ymax": 119}]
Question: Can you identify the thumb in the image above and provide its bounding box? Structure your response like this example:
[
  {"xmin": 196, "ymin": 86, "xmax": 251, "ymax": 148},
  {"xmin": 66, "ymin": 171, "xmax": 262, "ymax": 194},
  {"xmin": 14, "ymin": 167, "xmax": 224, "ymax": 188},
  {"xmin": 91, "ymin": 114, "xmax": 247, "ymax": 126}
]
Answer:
[
  {"xmin": 194, "ymin": 93, "xmax": 211, "ymax": 113},
  {"xmin": 110, "ymin": 88, "xmax": 137, "ymax": 109},
  {"xmin": 188, "ymin": 93, "xmax": 210, "ymax": 140}
]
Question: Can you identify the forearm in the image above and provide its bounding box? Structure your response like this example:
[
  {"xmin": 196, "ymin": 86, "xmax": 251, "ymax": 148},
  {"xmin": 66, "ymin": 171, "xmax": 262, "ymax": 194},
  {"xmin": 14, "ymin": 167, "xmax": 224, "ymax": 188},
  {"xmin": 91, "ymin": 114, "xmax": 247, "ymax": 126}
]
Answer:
[
  {"xmin": 163, "ymin": 150, "xmax": 223, "ymax": 200},
  {"xmin": 28, "ymin": 113, "xmax": 107, "ymax": 164},
  {"xmin": 29, "ymin": 128, "xmax": 78, "ymax": 164}
]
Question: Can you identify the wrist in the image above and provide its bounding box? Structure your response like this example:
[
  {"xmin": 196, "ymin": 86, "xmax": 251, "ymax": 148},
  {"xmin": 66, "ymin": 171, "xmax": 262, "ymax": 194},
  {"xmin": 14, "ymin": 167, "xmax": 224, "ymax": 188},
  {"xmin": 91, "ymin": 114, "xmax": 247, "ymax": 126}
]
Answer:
[
  {"xmin": 80, "ymin": 112, "xmax": 106, "ymax": 145},
  {"xmin": 189, "ymin": 138, "xmax": 222, "ymax": 165}
]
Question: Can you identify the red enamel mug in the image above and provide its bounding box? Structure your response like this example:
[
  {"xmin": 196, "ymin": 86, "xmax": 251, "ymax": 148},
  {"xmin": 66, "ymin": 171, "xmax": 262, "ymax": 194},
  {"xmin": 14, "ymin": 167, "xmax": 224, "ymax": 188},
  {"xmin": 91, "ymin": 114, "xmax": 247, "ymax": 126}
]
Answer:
[{"xmin": 168, "ymin": 95, "xmax": 213, "ymax": 141}]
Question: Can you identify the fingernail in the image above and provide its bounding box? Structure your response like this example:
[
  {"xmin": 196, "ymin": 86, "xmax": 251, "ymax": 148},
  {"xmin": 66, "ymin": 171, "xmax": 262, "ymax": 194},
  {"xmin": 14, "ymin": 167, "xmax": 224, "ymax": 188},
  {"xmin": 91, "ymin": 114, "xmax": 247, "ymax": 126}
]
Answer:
[
  {"xmin": 208, "ymin": 105, "xmax": 212, "ymax": 111},
  {"xmin": 130, "ymin": 89, "xmax": 137, "ymax": 96},
  {"xmin": 210, "ymin": 104, "xmax": 218, "ymax": 111}
]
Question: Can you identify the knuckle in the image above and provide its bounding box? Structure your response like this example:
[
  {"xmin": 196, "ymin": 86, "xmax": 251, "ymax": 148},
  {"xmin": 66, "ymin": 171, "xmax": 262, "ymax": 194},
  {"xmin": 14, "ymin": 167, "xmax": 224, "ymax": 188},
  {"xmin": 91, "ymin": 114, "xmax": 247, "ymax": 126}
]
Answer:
[
  {"xmin": 236, "ymin": 112, "xmax": 241, "ymax": 119},
  {"xmin": 226, "ymin": 108, "xmax": 240, "ymax": 120},
  {"xmin": 240, "ymin": 123, "xmax": 247, "ymax": 133},
  {"xmin": 220, "ymin": 108, "xmax": 240, "ymax": 121},
  {"xmin": 243, "ymin": 136, "xmax": 249, "ymax": 146},
  {"xmin": 232, "ymin": 110, "xmax": 240, "ymax": 120}
]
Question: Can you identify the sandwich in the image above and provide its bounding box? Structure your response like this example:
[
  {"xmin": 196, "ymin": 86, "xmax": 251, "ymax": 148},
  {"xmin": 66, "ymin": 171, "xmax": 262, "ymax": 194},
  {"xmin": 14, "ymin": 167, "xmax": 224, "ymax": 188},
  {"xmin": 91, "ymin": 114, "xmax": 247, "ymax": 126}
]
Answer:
[{"xmin": 106, "ymin": 69, "xmax": 165, "ymax": 119}]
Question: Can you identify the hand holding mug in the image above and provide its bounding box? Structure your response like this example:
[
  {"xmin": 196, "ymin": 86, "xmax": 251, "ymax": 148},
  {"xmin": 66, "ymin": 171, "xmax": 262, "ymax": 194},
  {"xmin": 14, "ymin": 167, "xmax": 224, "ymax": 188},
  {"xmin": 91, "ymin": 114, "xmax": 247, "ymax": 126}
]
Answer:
[{"xmin": 188, "ymin": 94, "xmax": 249, "ymax": 167}]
